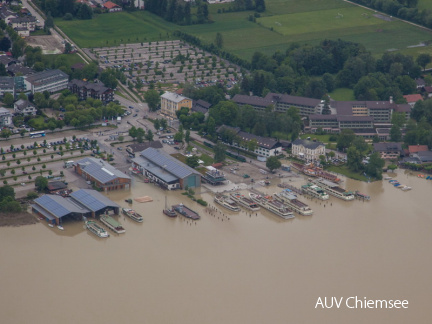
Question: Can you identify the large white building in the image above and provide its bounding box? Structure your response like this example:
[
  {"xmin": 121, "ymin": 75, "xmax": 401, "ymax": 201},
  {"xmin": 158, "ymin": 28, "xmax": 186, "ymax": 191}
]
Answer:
[
  {"xmin": 291, "ymin": 139, "xmax": 326, "ymax": 163},
  {"xmin": 0, "ymin": 107, "xmax": 13, "ymax": 127},
  {"xmin": 24, "ymin": 69, "xmax": 69, "ymax": 94}
]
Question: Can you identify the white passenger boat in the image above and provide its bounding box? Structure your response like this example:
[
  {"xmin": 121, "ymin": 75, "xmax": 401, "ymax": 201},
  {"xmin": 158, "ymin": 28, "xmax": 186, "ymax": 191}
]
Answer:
[
  {"xmin": 301, "ymin": 183, "xmax": 329, "ymax": 200},
  {"xmin": 313, "ymin": 178, "xmax": 355, "ymax": 201},
  {"xmin": 274, "ymin": 190, "xmax": 313, "ymax": 216},
  {"xmin": 214, "ymin": 194, "xmax": 241, "ymax": 212},
  {"xmin": 85, "ymin": 220, "xmax": 109, "ymax": 238},
  {"xmin": 122, "ymin": 208, "xmax": 143, "ymax": 223},
  {"xmin": 230, "ymin": 192, "xmax": 260, "ymax": 211},
  {"xmin": 249, "ymin": 193, "xmax": 295, "ymax": 219}
]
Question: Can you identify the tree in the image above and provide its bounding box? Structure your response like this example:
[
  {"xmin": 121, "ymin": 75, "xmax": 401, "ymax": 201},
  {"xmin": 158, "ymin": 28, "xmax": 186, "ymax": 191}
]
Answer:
[
  {"xmin": 365, "ymin": 152, "xmax": 385, "ymax": 179},
  {"xmin": 321, "ymin": 94, "xmax": 331, "ymax": 115},
  {"xmin": 215, "ymin": 32, "xmax": 223, "ymax": 49},
  {"xmin": 129, "ymin": 126, "xmax": 138, "ymax": 140},
  {"xmin": 213, "ymin": 142, "xmax": 226, "ymax": 163},
  {"xmin": 144, "ymin": 89, "xmax": 160, "ymax": 111},
  {"xmin": 346, "ymin": 146, "xmax": 364, "ymax": 172},
  {"xmin": 416, "ymin": 54, "xmax": 431, "ymax": 71},
  {"xmin": 3, "ymin": 93, "xmax": 14, "ymax": 107},
  {"xmin": 44, "ymin": 14, "xmax": 54, "ymax": 32},
  {"xmin": 185, "ymin": 130, "xmax": 191, "ymax": 144},
  {"xmin": 64, "ymin": 42, "xmax": 72, "ymax": 54},
  {"xmin": 174, "ymin": 132, "xmax": 183, "ymax": 143},
  {"xmin": 35, "ymin": 176, "xmax": 48, "ymax": 192},
  {"xmin": 145, "ymin": 130, "xmax": 154, "ymax": 141},
  {"xmin": 0, "ymin": 63, "xmax": 7, "ymax": 76},
  {"xmin": 0, "ymin": 37, "xmax": 11, "ymax": 52},
  {"xmin": 337, "ymin": 129, "xmax": 356, "ymax": 151},
  {"xmin": 118, "ymin": 135, "xmax": 124, "ymax": 142},
  {"xmin": 266, "ymin": 156, "xmax": 281, "ymax": 172},
  {"xmin": 186, "ymin": 155, "xmax": 199, "ymax": 168}
]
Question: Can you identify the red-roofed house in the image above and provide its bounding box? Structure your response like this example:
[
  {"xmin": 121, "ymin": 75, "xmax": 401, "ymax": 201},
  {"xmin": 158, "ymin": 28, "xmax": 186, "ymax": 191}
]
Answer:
[
  {"xmin": 408, "ymin": 145, "xmax": 428, "ymax": 154},
  {"xmin": 103, "ymin": 1, "xmax": 122, "ymax": 12},
  {"xmin": 403, "ymin": 94, "xmax": 423, "ymax": 108}
]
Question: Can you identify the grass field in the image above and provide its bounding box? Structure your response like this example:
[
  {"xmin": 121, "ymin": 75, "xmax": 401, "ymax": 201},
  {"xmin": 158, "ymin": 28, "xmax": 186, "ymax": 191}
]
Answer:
[
  {"xmin": 417, "ymin": 0, "xmax": 432, "ymax": 10},
  {"xmin": 329, "ymin": 88, "xmax": 355, "ymax": 101},
  {"xmin": 55, "ymin": 11, "xmax": 175, "ymax": 48},
  {"xmin": 55, "ymin": 0, "xmax": 432, "ymax": 60}
]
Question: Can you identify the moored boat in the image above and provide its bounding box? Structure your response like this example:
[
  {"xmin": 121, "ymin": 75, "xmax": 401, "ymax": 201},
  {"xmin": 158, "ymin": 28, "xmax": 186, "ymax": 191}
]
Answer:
[
  {"xmin": 274, "ymin": 189, "xmax": 313, "ymax": 215},
  {"xmin": 100, "ymin": 214, "xmax": 125, "ymax": 234},
  {"xmin": 401, "ymin": 186, "xmax": 412, "ymax": 191},
  {"xmin": 230, "ymin": 192, "xmax": 260, "ymax": 211},
  {"xmin": 214, "ymin": 194, "xmax": 241, "ymax": 212},
  {"xmin": 301, "ymin": 183, "xmax": 329, "ymax": 200},
  {"xmin": 313, "ymin": 178, "xmax": 355, "ymax": 201},
  {"xmin": 57, "ymin": 225, "xmax": 64, "ymax": 230},
  {"xmin": 249, "ymin": 192, "xmax": 295, "ymax": 219},
  {"xmin": 172, "ymin": 203, "xmax": 200, "ymax": 220},
  {"xmin": 85, "ymin": 220, "xmax": 109, "ymax": 238},
  {"xmin": 355, "ymin": 191, "xmax": 370, "ymax": 200},
  {"xmin": 163, "ymin": 195, "xmax": 177, "ymax": 217},
  {"xmin": 122, "ymin": 208, "xmax": 143, "ymax": 223}
]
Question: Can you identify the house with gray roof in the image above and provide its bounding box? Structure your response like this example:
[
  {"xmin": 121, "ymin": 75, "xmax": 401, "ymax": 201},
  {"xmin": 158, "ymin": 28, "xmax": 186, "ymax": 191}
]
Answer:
[
  {"xmin": 68, "ymin": 79, "xmax": 114, "ymax": 103},
  {"xmin": 24, "ymin": 69, "xmax": 69, "ymax": 94},
  {"xmin": 291, "ymin": 139, "xmax": 326, "ymax": 162},
  {"xmin": 10, "ymin": 16, "xmax": 36, "ymax": 32},
  {"xmin": 132, "ymin": 147, "xmax": 201, "ymax": 190},
  {"xmin": 75, "ymin": 157, "xmax": 131, "ymax": 192},
  {"xmin": 32, "ymin": 189, "xmax": 120, "ymax": 225},
  {"xmin": 191, "ymin": 99, "xmax": 211, "ymax": 118},
  {"xmin": 126, "ymin": 141, "xmax": 163, "ymax": 157},
  {"xmin": 14, "ymin": 99, "xmax": 36, "ymax": 116},
  {"xmin": 232, "ymin": 94, "xmax": 272, "ymax": 111},
  {"xmin": 217, "ymin": 124, "xmax": 282, "ymax": 157},
  {"xmin": 373, "ymin": 142, "xmax": 403, "ymax": 159},
  {"xmin": 265, "ymin": 93, "xmax": 323, "ymax": 115}
]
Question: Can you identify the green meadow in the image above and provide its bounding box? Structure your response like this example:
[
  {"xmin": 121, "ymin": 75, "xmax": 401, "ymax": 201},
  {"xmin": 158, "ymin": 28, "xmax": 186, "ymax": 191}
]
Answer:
[
  {"xmin": 55, "ymin": 0, "xmax": 432, "ymax": 60},
  {"xmin": 417, "ymin": 0, "xmax": 432, "ymax": 11}
]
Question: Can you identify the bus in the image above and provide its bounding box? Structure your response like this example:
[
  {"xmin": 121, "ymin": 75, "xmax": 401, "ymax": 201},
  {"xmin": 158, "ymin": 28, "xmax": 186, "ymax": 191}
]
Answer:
[{"xmin": 29, "ymin": 131, "xmax": 46, "ymax": 138}]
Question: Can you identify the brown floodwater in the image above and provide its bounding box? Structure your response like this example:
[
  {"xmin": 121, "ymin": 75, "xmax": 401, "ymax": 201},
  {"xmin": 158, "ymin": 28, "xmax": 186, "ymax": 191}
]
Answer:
[{"xmin": 1, "ymin": 170, "xmax": 431, "ymax": 323}]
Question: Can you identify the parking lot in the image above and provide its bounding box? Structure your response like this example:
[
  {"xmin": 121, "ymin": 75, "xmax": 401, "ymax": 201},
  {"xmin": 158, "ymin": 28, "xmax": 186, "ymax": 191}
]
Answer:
[{"xmin": 86, "ymin": 40, "xmax": 242, "ymax": 87}]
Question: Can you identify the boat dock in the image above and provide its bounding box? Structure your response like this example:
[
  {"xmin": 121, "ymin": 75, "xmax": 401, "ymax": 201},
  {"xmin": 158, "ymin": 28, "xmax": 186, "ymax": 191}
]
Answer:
[{"xmin": 172, "ymin": 204, "xmax": 200, "ymax": 220}]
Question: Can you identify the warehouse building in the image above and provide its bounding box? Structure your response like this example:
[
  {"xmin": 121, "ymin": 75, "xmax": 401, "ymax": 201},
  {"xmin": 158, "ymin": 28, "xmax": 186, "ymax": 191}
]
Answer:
[
  {"xmin": 32, "ymin": 189, "xmax": 120, "ymax": 225},
  {"xmin": 75, "ymin": 157, "xmax": 131, "ymax": 191},
  {"xmin": 132, "ymin": 147, "xmax": 201, "ymax": 190}
]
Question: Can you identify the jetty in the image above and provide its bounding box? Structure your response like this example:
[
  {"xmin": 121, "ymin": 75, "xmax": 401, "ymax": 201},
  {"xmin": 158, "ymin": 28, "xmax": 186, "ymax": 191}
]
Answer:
[{"xmin": 172, "ymin": 203, "xmax": 200, "ymax": 220}]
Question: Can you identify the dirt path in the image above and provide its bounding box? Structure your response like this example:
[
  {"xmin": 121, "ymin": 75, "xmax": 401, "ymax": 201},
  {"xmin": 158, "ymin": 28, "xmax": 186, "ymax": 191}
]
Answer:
[{"xmin": 0, "ymin": 212, "xmax": 38, "ymax": 227}]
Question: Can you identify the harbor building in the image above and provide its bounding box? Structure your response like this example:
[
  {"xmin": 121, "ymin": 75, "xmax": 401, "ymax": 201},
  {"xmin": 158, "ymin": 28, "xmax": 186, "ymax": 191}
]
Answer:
[
  {"xmin": 31, "ymin": 189, "xmax": 120, "ymax": 225},
  {"xmin": 372, "ymin": 142, "xmax": 403, "ymax": 160},
  {"xmin": 291, "ymin": 139, "xmax": 326, "ymax": 163},
  {"xmin": 75, "ymin": 157, "xmax": 131, "ymax": 191},
  {"xmin": 132, "ymin": 147, "xmax": 201, "ymax": 190}
]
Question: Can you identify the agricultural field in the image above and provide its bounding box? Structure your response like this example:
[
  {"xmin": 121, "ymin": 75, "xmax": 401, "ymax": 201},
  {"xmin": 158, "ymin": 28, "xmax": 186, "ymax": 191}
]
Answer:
[
  {"xmin": 417, "ymin": 0, "xmax": 432, "ymax": 11},
  {"xmin": 56, "ymin": 0, "xmax": 432, "ymax": 61}
]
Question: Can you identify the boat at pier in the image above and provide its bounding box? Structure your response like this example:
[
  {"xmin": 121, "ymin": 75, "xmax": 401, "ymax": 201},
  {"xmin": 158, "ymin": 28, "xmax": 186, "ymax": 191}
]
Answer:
[
  {"xmin": 313, "ymin": 178, "xmax": 355, "ymax": 201},
  {"xmin": 291, "ymin": 162, "xmax": 340, "ymax": 182},
  {"xmin": 163, "ymin": 196, "xmax": 177, "ymax": 217},
  {"xmin": 230, "ymin": 193, "xmax": 260, "ymax": 211},
  {"xmin": 122, "ymin": 208, "xmax": 143, "ymax": 223},
  {"xmin": 274, "ymin": 189, "xmax": 313, "ymax": 215},
  {"xmin": 100, "ymin": 214, "xmax": 125, "ymax": 234},
  {"xmin": 85, "ymin": 220, "xmax": 109, "ymax": 238},
  {"xmin": 301, "ymin": 183, "xmax": 329, "ymax": 200},
  {"xmin": 214, "ymin": 194, "xmax": 241, "ymax": 212},
  {"xmin": 172, "ymin": 203, "xmax": 200, "ymax": 220},
  {"xmin": 354, "ymin": 191, "xmax": 370, "ymax": 200},
  {"xmin": 249, "ymin": 193, "xmax": 295, "ymax": 219}
]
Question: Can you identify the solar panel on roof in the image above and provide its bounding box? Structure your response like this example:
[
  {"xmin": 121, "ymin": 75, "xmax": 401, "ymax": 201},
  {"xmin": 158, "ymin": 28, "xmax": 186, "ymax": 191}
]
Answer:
[{"xmin": 34, "ymin": 195, "xmax": 71, "ymax": 217}]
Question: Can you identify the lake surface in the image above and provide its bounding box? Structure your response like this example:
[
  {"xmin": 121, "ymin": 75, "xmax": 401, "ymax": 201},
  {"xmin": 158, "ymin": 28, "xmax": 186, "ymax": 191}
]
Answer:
[{"xmin": 1, "ymin": 170, "xmax": 431, "ymax": 323}]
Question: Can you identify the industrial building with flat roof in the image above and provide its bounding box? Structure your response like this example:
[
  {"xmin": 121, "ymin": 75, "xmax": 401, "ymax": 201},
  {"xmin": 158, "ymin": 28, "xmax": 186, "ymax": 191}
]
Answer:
[
  {"xmin": 32, "ymin": 189, "xmax": 120, "ymax": 225},
  {"xmin": 75, "ymin": 157, "xmax": 131, "ymax": 191},
  {"xmin": 132, "ymin": 147, "xmax": 201, "ymax": 190}
]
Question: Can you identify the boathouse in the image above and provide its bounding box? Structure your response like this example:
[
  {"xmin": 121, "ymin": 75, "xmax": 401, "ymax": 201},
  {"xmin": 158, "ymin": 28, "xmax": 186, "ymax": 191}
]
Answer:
[
  {"xmin": 132, "ymin": 147, "xmax": 201, "ymax": 190},
  {"xmin": 75, "ymin": 157, "xmax": 131, "ymax": 192},
  {"xmin": 31, "ymin": 189, "xmax": 120, "ymax": 225}
]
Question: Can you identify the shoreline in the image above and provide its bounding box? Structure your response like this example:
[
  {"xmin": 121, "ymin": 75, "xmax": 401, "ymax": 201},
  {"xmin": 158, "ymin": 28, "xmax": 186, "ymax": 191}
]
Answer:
[{"xmin": 0, "ymin": 212, "xmax": 39, "ymax": 227}]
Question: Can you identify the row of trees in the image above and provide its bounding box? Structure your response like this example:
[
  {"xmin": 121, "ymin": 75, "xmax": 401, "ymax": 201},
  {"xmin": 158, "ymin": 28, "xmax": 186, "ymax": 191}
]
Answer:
[
  {"xmin": 36, "ymin": 0, "xmax": 93, "ymax": 20},
  {"xmin": 351, "ymin": 0, "xmax": 432, "ymax": 29},
  {"xmin": 145, "ymin": 0, "xmax": 209, "ymax": 25}
]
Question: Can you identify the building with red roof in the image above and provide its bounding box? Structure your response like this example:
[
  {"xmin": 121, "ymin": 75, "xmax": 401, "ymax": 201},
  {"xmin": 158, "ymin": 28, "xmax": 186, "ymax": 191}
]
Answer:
[
  {"xmin": 403, "ymin": 94, "xmax": 423, "ymax": 108},
  {"xmin": 103, "ymin": 1, "xmax": 122, "ymax": 12},
  {"xmin": 408, "ymin": 145, "xmax": 428, "ymax": 154}
]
